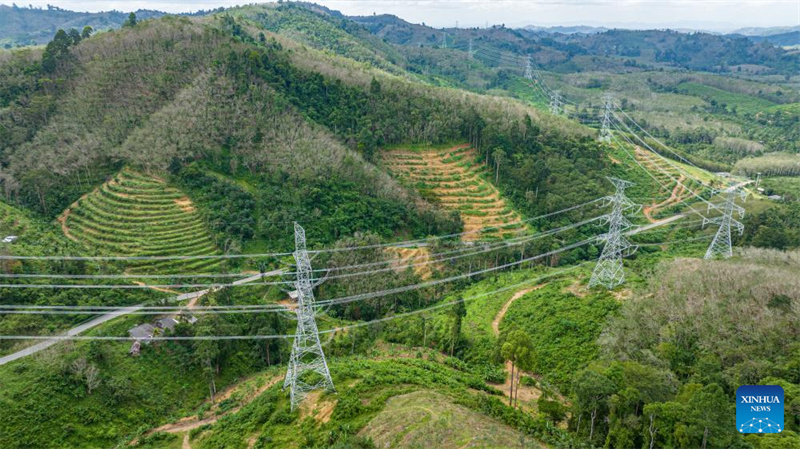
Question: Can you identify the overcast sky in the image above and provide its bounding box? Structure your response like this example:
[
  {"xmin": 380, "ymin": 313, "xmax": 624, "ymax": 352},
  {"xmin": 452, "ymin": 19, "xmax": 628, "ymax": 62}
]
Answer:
[{"xmin": 8, "ymin": 0, "xmax": 800, "ymax": 32}]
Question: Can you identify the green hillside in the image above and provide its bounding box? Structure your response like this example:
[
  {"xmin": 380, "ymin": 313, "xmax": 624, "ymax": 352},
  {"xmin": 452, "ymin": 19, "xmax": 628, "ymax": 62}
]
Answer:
[
  {"xmin": 63, "ymin": 169, "xmax": 222, "ymax": 274},
  {"xmin": 0, "ymin": 5, "xmax": 166, "ymax": 47}
]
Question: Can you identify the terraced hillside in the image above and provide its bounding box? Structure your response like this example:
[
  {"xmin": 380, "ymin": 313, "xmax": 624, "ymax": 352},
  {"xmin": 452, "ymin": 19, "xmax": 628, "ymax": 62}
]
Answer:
[
  {"xmin": 61, "ymin": 170, "xmax": 222, "ymax": 273},
  {"xmin": 633, "ymin": 147, "xmax": 703, "ymax": 222},
  {"xmin": 382, "ymin": 145, "xmax": 525, "ymax": 240}
]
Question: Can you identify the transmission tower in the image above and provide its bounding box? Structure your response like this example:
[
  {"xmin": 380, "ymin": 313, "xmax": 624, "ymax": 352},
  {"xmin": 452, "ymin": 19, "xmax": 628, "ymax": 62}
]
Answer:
[
  {"xmin": 703, "ymin": 182, "xmax": 746, "ymax": 259},
  {"xmin": 468, "ymin": 38, "xmax": 474, "ymax": 58},
  {"xmin": 283, "ymin": 222, "xmax": 334, "ymax": 410},
  {"xmin": 589, "ymin": 177, "xmax": 640, "ymax": 289},
  {"xmin": 550, "ymin": 90, "xmax": 563, "ymax": 116},
  {"xmin": 441, "ymin": 32, "xmax": 447, "ymax": 49},
  {"xmin": 599, "ymin": 94, "xmax": 614, "ymax": 142},
  {"xmin": 524, "ymin": 55, "xmax": 533, "ymax": 80}
]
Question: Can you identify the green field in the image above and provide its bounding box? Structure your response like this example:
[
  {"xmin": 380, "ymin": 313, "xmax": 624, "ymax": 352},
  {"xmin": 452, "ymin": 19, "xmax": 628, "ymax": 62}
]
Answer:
[
  {"xmin": 676, "ymin": 82, "xmax": 777, "ymax": 115},
  {"xmin": 361, "ymin": 390, "xmax": 536, "ymax": 448}
]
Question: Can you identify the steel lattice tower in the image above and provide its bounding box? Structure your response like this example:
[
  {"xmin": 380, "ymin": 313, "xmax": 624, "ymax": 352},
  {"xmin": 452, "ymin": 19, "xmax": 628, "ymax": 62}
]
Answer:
[
  {"xmin": 524, "ymin": 55, "xmax": 533, "ymax": 80},
  {"xmin": 283, "ymin": 222, "xmax": 334, "ymax": 410},
  {"xmin": 550, "ymin": 90, "xmax": 563, "ymax": 116},
  {"xmin": 589, "ymin": 177, "xmax": 640, "ymax": 289},
  {"xmin": 703, "ymin": 183, "xmax": 746, "ymax": 259},
  {"xmin": 599, "ymin": 94, "xmax": 614, "ymax": 142}
]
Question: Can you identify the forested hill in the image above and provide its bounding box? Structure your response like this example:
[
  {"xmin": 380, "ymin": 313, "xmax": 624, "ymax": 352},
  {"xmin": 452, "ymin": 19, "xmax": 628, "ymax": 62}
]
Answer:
[
  {"xmin": 349, "ymin": 13, "xmax": 800, "ymax": 74},
  {"xmin": 0, "ymin": 7, "xmax": 605, "ymax": 249},
  {"xmin": 0, "ymin": 5, "xmax": 167, "ymax": 47}
]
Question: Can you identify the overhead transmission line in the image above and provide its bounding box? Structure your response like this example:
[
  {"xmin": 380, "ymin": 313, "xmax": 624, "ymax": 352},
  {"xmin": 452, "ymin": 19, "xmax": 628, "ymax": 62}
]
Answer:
[
  {"xmin": 608, "ymin": 124, "xmax": 710, "ymax": 222},
  {"xmin": 0, "ymin": 198, "xmax": 603, "ymax": 282},
  {"xmin": 612, "ymin": 113, "xmax": 710, "ymax": 186},
  {"xmin": 615, "ymin": 107, "xmax": 705, "ymax": 171},
  {"xmin": 0, "ymin": 211, "xmax": 607, "ymax": 290},
  {"xmin": 0, "ymin": 224, "xmax": 708, "ymax": 323},
  {"xmin": 0, "ymin": 198, "xmax": 604, "ymax": 263},
  {"xmin": 609, "ymin": 117, "xmax": 716, "ymax": 210},
  {"xmin": 0, "ymin": 265, "xmax": 587, "ymax": 341},
  {"xmin": 0, "ymin": 216, "xmax": 700, "ymax": 325},
  {"xmin": 4, "ymin": 210, "xmax": 711, "ymax": 315},
  {"xmin": 1, "ymin": 233, "xmax": 602, "ymax": 315}
]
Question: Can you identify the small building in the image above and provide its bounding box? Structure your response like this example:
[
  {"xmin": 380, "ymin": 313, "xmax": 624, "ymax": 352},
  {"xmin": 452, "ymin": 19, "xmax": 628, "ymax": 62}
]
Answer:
[
  {"xmin": 768, "ymin": 195, "xmax": 783, "ymax": 201},
  {"xmin": 128, "ymin": 323, "xmax": 155, "ymax": 342},
  {"xmin": 128, "ymin": 314, "xmax": 198, "ymax": 356},
  {"xmin": 155, "ymin": 317, "xmax": 178, "ymax": 332}
]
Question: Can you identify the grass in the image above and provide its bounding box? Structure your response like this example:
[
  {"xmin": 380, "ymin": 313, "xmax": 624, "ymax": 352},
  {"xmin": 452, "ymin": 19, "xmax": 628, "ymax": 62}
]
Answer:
[
  {"xmin": 767, "ymin": 102, "xmax": 800, "ymax": 114},
  {"xmin": 760, "ymin": 176, "xmax": 800, "ymax": 199},
  {"xmin": 178, "ymin": 355, "xmax": 562, "ymax": 449},
  {"xmin": 361, "ymin": 390, "xmax": 538, "ymax": 448},
  {"xmin": 64, "ymin": 169, "xmax": 221, "ymax": 274},
  {"xmin": 676, "ymin": 82, "xmax": 776, "ymax": 115}
]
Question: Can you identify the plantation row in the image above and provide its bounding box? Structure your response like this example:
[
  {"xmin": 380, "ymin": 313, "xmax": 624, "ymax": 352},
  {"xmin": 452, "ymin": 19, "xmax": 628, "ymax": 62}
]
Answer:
[
  {"xmin": 63, "ymin": 169, "xmax": 223, "ymax": 274},
  {"xmin": 382, "ymin": 145, "xmax": 526, "ymax": 240}
]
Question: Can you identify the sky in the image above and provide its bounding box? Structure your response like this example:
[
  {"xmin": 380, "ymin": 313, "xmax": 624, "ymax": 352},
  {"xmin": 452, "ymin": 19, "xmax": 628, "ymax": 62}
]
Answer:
[{"xmin": 7, "ymin": 0, "xmax": 800, "ymax": 32}]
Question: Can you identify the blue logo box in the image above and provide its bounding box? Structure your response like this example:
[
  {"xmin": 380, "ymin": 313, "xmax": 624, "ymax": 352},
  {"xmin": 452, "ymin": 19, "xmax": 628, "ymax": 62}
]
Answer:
[{"xmin": 737, "ymin": 385, "xmax": 784, "ymax": 434}]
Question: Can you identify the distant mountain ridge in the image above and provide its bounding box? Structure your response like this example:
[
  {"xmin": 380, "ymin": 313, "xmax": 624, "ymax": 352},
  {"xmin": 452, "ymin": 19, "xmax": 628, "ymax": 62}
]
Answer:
[
  {"xmin": 0, "ymin": 4, "xmax": 216, "ymax": 47},
  {"xmin": 730, "ymin": 25, "xmax": 800, "ymax": 36},
  {"xmin": 746, "ymin": 31, "xmax": 800, "ymax": 47},
  {"xmin": 523, "ymin": 25, "xmax": 609, "ymax": 35}
]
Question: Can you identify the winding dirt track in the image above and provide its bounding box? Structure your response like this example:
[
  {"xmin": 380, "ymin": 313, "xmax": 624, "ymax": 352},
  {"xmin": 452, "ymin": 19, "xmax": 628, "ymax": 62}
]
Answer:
[
  {"xmin": 491, "ymin": 285, "xmax": 547, "ymax": 404},
  {"xmin": 642, "ymin": 174, "xmax": 687, "ymax": 222},
  {"xmin": 142, "ymin": 374, "xmax": 282, "ymax": 448}
]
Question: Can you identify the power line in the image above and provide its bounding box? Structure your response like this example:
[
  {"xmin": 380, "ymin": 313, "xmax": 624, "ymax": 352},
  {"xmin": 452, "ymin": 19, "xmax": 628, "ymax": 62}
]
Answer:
[
  {"xmin": 314, "ymin": 237, "xmax": 597, "ymax": 309},
  {"xmin": 1, "ymin": 233, "xmax": 601, "ymax": 315},
  {"xmin": 609, "ymin": 117, "xmax": 714, "ymax": 212},
  {"xmin": 0, "ymin": 228, "xmax": 714, "ymax": 343},
  {"xmin": 615, "ymin": 107, "xmax": 706, "ymax": 172},
  {"xmin": 317, "ymin": 214, "xmax": 606, "ymax": 282},
  {"xmin": 0, "ymin": 265, "xmax": 587, "ymax": 341},
  {"xmin": 0, "ymin": 214, "xmax": 606, "ymax": 290},
  {"xmin": 0, "ymin": 198, "xmax": 603, "ymax": 263},
  {"xmin": 611, "ymin": 113, "xmax": 712, "ymax": 193},
  {"xmin": 610, "ymin": 127, "xmax": 712, "ymax": 222}
]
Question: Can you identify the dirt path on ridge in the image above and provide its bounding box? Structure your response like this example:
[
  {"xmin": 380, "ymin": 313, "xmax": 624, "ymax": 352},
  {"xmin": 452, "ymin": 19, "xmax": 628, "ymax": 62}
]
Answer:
[
  {"xmin": 491, "ymin": 285, "xmax": 547, "ymax": 404},
  {"xmin": 141, "ymin": 374, "xmax": 283, "ymax": 448},
  {"xmin": 56, "ymin": 209, "xmax": 78, "ymax": 242}
]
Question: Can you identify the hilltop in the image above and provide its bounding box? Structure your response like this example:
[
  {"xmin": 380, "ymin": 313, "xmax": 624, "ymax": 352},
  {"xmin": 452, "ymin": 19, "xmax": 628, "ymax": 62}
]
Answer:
[{"xmin": 0, "ymin": 4, "xmax": 168, "ymax": 47}]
